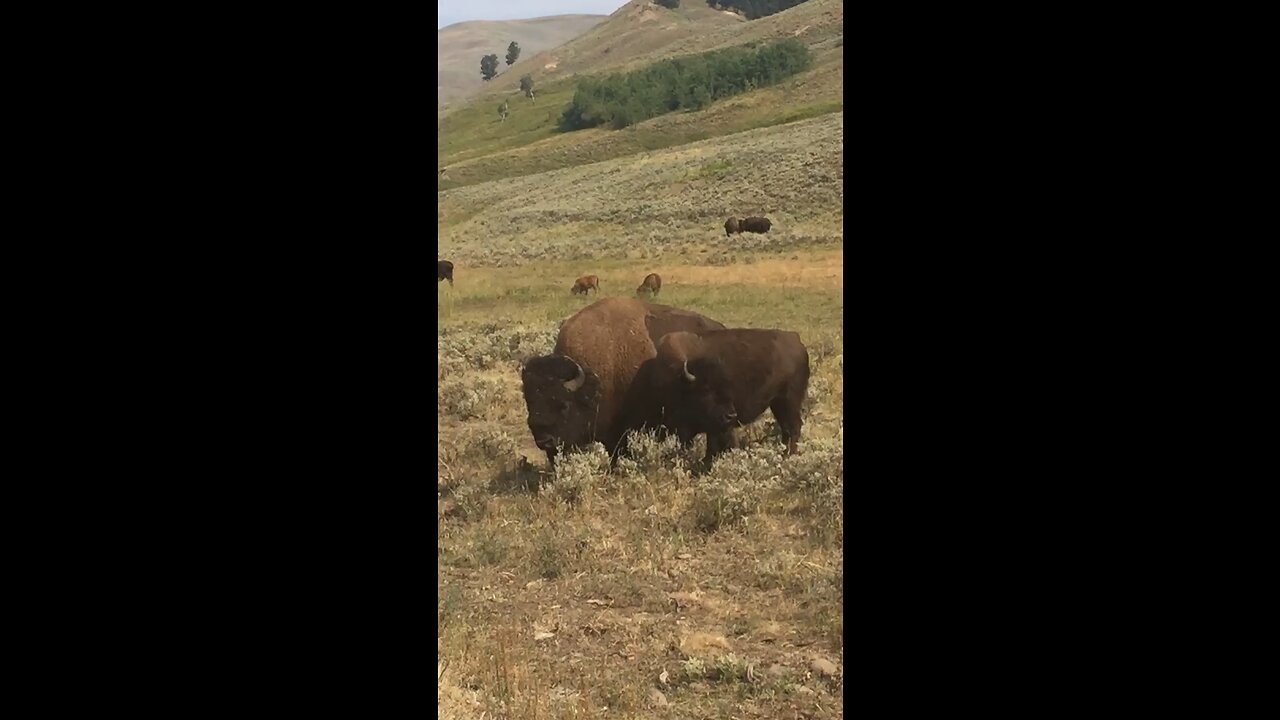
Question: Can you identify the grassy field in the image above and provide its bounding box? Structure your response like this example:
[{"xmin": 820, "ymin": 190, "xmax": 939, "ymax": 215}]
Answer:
[
  {"xmin": 438, "ymin": 3, "xmax": 843, "ymax": 716},
  {"xmin": 438, "ymin": 250, "xmax": 843, "ymax": 719}
]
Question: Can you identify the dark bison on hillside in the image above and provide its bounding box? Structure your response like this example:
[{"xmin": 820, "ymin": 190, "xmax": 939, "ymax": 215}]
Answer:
[
  {"xmin": 438, "ymin": 260, "xmax": 454, "ymax": 284},
  {"xmin": 520, "ymin": 298, "xmax": 725, "ymax": 467},
  {"xmin": 626, "ymin": 328, "xmax": 809, "ymax": 465},
  {"xmin": 636, "ymin": 273, "xmax": 662, "ymax": 297},
  {"xmin": 740, "ymin": 216, "xmax": 772, "ymax": 234},
  {"xmin": 570, "ymin": 275, "xmax": 599, "ymax": 295},
  {"xmin": 724, "ymin": 217, "xmax": 741, "ymax": 236}
]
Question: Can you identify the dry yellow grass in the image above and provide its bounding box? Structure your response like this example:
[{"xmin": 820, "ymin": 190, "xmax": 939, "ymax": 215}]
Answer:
[
  {"xmin": 661, "ymin": 252, "xmax": 843, "ymax": 289},
  {"xmin": 438, "ymin": 249, "xmax": 844, "ymax": 718}
]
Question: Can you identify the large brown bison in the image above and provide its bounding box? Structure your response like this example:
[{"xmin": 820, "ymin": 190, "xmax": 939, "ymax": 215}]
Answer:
[
  {"xmin": 724, "ymin": 217, "xmax": 741, "ymax": 237},
  {"xmin": 570, "ymin": 275, "xmax": 599, "ymax": 295},
  {"xmin": 438, "ymin": 260, "xmax": 454, "ymax": 284},
  {"xmin": 740, "ymin": 216, "xmax": 772, "ymax": 234},
  {"xmin": 520, "ymin": 298, "xmax": 725, "ymax": 466},
  {"xmin": 629, "ymin": 328, "xmax": 809, "ymax": 464},
  {"xmin": 636, "ymin": 273, "xmax": 662, "ymax": 297}
]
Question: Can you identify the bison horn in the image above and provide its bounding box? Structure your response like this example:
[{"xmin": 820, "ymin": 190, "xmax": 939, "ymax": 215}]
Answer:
[
  {"xmin": 564, "ymin": 362, "xmax": 586, "ymax": 392},
  {"xmin": 683, "ymin": 361, "xmax": 696, "ymax": 382}
]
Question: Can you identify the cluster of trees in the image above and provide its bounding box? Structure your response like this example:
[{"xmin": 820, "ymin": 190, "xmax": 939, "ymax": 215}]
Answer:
[
  {"xmin": 706, "ymin": 0, "xmax": 810, "ymax": 20},
  {"xmin": 480, "ymin": 41, "xmax": 522, "ymax": 81},
  {"xmin": 655, "ymin": 0, "xmax": 681, "ymax": 8},
  {"xmin": 559, "ymin": 38, "xmax": 811, "ymax": 131}
]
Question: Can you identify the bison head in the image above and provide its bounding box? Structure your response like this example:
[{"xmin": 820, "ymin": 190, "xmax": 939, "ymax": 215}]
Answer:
[
  {"xmin": 673, "ymin": 357, "xmax": 739, "ymax": 432},
  {"xmin": 654, "ymin": 333, "xmax": 738, "ymax": 435},
  {"xmin": 520, "ymin": 354, "xmax": 602, "ymax": 454}
]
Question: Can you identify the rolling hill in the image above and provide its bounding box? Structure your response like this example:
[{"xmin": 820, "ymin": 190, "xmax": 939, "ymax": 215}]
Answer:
[
  {"xmin": 438, "ymin": 0, "xmax": 843, "ymax": 190},
  {"xmin": 437, "ymin": 14, "xmax": 607, "ymax": 111}
]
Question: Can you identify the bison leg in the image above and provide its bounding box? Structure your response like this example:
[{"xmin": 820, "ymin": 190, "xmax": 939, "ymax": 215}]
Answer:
[
  {"xmin": 771, "ymin": 397, "xmax": 803, "ymax": 455},
  {"xmin": 771, "ymin": 376, "xmax": 809, "ymax": 456},
  {"xmin": 674, "ymin": 424, "xmax": 697, "ymax": 449}
]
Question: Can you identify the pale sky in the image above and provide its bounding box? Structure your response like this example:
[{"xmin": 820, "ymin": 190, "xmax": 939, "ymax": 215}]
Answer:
[{"xmin": 438, "ymin": 0, "xmax": 631, "ymax": 29}]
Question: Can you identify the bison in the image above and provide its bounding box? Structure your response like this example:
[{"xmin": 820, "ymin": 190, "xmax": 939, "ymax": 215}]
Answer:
[
  {"xmin": 438, "ymin": 260, "xmax": 454, "ymax": 284},
  {"xmin": 634, "ymin": 328, "xmax": 809, "ymax": 464},
  {"xmin": 740, "ymin": 216, "xmax": 772, "ymax": 234},
  {"xmin": 724, "ymin": 217, "xmax": 741, "ymax": 237},
  {"xmin": 636, "ymin": 273, "xmax": 662, "ymax": 297},
  {"xmin": 520, "ymin": 298, "xmax": 725, "ymax": 467},
  {"xmin": 570, "ymin": 275, "xmax": 599, "ymax": 295}
]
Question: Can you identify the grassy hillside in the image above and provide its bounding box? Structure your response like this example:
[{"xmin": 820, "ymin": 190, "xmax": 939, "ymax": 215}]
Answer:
[
  {"xmin": 483, "ymin": 0, "xmax": 746, "ymax": 98},
  {"xmin": 438, "ymin": 0, "xmax": 843, "ymax": 189},
  {"xmin": 440, "ymin": 112, "xmax": 843, "ymax": 266},
  {"xmin": 438, "ymin": 15, "xmax": 606, "ymax": 111}
]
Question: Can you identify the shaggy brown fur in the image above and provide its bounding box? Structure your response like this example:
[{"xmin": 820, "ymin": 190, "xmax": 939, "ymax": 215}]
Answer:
[
  {"xmin": 521, "ymin": 298, "xmax": 725, "ymax": 466},
  {"xmin": 646, "ymin": 328, "xmax": 809, "ymax": 462},
  {"xmin": 570, "ymin": 275, "xmax": 599, "ymax": 295},
  {"xmin": 636, "ymin": 273, "xmax": 662, "ymax": 297}
]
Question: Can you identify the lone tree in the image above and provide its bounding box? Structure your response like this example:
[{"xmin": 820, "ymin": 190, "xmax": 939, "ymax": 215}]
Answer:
[
  {"xmin": 506, "ymin": 41, "xmax": 521, "ymax": 67},
  {"xmin": 520, "ymin": 74, "xmax": 535, "ymax": 101},
  {"xmin": 480, "ymin": 54, "xmax": 498, "ymax": 81},
  {"xmin": 498, "ymin": 100, "xmax": 509, "ymax": 122}
]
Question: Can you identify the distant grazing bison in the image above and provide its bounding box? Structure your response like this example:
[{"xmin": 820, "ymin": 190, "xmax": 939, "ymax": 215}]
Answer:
[
  {"xmin": 438, "ymin": 260, "xmax": 454, "ymax": 284},
  {"xmin": 520, "ymin": 298, "xmax": 725, "ymax": 467},
  {"xmin": 632, "ymin": 328, "xmax": 809, "ymax": 464},
  {"xmin": 740, "ymin": 216, "xmax": 772, "ymax": 234},
  {"xmin": 570, "ymin": 275, "xmax": 600, "ymax": 295},
  {"xmin": 636, "ymin": 273, "xmax": 662, "ymax": 297},
  {"xmin": 724, "ymin": 217, "xmax": 741, "ymax": 236}
]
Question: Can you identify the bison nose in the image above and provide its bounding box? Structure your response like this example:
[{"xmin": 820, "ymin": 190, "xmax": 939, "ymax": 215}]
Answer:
[
  {"xmin": 721, "ymin": 411, "xmax": 738, "ymax": 425},
  {"xmin": 534, "ymin": 434, "xmax": 556, "ymax": 449}
]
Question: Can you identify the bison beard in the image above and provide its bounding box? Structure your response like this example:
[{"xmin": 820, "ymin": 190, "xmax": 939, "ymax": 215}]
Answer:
[
  {"xmin": 520, "ymin": 355, "xmax": 601, "ymax": 466},
  {"xmin": 438, "ymin": 260, "xmax": 454, "ymax": 284}
]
